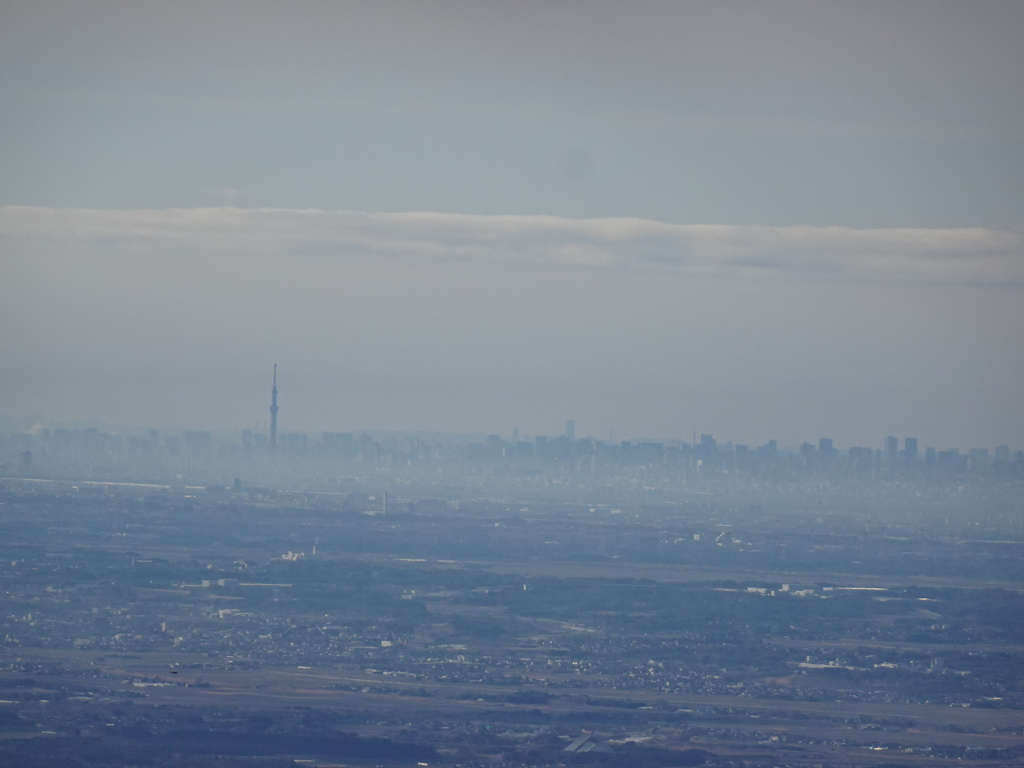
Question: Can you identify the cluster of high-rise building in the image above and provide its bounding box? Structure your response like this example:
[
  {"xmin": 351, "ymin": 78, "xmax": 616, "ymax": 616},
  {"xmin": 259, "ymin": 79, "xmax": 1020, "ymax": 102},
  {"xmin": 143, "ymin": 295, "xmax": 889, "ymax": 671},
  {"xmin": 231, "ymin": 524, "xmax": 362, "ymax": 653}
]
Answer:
[
  {"xmin": 2, "ymin": 423, "xmax": 1021, "ymax": 486},
  {"xmin": 0, "ymin": 369, "xmax": 1020, "ymax": 484}
]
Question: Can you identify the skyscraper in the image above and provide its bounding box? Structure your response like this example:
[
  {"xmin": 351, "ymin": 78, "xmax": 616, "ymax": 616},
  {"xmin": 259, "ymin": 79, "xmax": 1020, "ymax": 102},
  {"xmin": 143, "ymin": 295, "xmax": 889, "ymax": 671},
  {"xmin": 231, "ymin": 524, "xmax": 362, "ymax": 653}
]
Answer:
[
  {"xmin": 904, "ymin": 437, "xmax": 918, "ymax": 464},
  {"xmin": 270, "ymin": 364, "xmax": 279, "ymax": 455},
  {"xmin": 884, "ymin": 436, "xmax": 898, "ymax": 465}
]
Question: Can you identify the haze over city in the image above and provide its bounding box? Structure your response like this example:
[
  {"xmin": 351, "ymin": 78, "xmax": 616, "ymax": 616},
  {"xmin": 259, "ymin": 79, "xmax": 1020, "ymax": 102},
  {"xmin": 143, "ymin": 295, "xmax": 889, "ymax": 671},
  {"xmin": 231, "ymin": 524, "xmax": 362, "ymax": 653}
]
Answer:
[
  {"xmin": 2, "ymin": 1, "xmax": 1023, "ymax": 449},
  {"xmin": 4, "ymin": 6, "xmax": 1024, "ymax": 767}
]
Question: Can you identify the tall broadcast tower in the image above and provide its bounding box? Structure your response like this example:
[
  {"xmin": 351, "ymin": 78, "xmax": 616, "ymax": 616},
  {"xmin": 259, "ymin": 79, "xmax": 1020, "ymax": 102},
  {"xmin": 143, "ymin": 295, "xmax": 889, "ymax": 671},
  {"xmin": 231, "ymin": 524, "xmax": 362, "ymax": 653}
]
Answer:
[{"xmin": 269, "ymin": 364, "xmax": 279, "ymax": 455}]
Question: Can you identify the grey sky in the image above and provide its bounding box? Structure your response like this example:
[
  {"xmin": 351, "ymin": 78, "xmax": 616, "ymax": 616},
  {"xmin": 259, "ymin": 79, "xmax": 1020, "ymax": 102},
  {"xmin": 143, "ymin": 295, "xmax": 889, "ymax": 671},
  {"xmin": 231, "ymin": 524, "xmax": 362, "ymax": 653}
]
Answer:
[{"xmin": 1, "ymin": 1, "xmax": 1023, "ymax": 448}]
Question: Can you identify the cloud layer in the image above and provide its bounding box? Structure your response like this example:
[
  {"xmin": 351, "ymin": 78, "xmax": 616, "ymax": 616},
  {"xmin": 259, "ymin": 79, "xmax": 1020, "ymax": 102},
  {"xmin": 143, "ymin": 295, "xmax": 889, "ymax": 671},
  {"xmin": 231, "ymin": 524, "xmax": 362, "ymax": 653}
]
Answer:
[{"xmin": 3, "ymin": 206, "xmax": 1022, "ymax": 285}]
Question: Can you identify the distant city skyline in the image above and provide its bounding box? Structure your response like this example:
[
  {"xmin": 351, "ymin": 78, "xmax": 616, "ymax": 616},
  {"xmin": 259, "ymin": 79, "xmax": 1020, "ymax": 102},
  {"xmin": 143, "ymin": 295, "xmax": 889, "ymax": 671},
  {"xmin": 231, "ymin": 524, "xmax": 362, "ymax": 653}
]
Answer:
[
  {"xmin": 6, "ymin": 416, "xmax": 1018, "ymax": 495},
  {"xmin": 2, "ymin": 3, "xmax": 1022, "ymax": 450},
  {"xmin": 1, "ymin": 408, "xmax": 1016, "ymax": 458}
]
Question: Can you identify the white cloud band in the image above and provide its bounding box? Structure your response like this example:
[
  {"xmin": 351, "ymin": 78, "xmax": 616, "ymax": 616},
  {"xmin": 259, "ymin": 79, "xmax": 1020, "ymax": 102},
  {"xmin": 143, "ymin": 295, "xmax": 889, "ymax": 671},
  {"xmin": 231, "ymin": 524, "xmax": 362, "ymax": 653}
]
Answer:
[{"xmin": 2, "ymin": 206, "xmax": 1021, "ymax": 284}]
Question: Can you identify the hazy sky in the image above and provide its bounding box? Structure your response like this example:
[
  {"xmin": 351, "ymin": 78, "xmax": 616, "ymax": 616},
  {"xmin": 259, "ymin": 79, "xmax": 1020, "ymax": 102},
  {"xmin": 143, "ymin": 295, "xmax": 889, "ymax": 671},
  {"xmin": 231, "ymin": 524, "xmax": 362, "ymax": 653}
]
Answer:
[{"xmin": 2, "ymin": 1, "xmax": 1023, "ymax": 449}]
